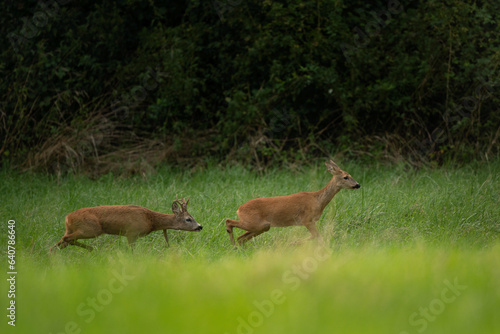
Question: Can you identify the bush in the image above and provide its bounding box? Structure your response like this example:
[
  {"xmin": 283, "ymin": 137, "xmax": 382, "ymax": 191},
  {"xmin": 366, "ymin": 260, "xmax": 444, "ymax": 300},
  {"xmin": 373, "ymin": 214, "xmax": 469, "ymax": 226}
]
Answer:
[{"xmin": 1, "ymin": 0, "xmax": 499, "ymax": 174}]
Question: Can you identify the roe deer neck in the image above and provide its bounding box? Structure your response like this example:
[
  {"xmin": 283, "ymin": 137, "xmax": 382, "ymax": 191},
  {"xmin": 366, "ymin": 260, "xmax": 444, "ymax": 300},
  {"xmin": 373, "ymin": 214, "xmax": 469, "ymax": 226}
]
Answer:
[
  {"xmin": 315, "ymin": 176, "xmax": 341, "ymax": 211},
  {"xmin": 149, "ymin": 212, "xmax": 177, "ymax": 231}
]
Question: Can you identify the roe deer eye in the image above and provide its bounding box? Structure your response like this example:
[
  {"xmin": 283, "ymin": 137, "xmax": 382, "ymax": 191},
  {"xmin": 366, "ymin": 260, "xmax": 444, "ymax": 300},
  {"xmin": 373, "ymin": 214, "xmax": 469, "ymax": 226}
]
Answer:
[
  {"xmin": 186, "ymin": 218, "xmax": 192, "ymax": 222},
  {"xmin": 343, "ymin": 176, "xmax": 349, "ymax": 180}
]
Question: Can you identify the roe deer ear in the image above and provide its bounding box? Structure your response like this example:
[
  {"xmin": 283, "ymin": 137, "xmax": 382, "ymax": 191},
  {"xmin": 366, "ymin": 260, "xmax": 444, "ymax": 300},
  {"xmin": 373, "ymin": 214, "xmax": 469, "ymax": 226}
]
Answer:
[
  {"xmin": 172, "ymin": 202, "xmax": 181, "ymax": 215},
  {"xmin": 325, "ymin": 160, "xmax": 342, "ymax": 174}
]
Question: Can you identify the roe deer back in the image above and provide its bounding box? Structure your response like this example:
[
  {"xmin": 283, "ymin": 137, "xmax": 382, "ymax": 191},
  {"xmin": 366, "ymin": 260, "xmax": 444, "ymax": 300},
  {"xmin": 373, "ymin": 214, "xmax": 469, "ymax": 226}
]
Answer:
[
  {"xmin": 50, "ymin": 197, "xmax": 201, "ymax": 253},
  {"xmin": 225, "ymin": 160, "xmax": 360, "ymax": 246}
]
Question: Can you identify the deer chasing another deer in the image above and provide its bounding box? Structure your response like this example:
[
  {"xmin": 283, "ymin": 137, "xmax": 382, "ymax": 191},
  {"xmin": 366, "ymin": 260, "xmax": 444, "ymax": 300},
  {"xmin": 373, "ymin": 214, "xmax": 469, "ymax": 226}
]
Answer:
[
  {"xmin": 226, "ymin": 160, "xmax": 361, "ymax": 246},
  {"xmin": 50, "ymin": 197, "xmax": 202, "ymax": 253}
]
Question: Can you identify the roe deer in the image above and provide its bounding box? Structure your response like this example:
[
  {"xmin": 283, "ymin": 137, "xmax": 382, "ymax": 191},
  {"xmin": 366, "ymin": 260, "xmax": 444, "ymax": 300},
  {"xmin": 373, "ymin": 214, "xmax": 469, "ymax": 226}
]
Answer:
[
  {"xmin": 225, "ymin": 160, "xmax": 360, "ymax": 246},
  {"xmin": 50, "ymin": 197, "xmax": 202, "ymax": 253}
]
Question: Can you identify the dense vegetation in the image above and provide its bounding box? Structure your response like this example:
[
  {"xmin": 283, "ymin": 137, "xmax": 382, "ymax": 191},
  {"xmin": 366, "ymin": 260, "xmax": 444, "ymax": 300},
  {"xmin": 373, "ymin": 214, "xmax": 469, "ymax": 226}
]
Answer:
[{"xmin": 1, "ymin": 0, "xmax": 499, "ymax": 175}]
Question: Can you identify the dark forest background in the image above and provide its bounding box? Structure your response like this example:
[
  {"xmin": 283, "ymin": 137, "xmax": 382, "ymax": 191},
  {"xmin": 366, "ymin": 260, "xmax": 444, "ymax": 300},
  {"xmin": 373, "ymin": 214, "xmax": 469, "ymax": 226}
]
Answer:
[{"xmin": 1, "ymin": 0, "xmax": 499, "ymax": 175}]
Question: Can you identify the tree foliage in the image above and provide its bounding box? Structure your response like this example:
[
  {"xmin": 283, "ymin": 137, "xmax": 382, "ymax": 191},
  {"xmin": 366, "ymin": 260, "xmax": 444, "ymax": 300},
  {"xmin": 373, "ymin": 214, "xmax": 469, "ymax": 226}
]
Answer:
[{"xmin": 1, "ymin": 0, "xmax": 499, "ymax": 173}]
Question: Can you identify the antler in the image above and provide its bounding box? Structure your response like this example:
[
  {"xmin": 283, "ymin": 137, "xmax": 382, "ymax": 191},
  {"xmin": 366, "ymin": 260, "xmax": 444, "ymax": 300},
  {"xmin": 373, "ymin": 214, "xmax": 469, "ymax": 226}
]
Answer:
[{"xmin": 175, "ymin": 196, "xmax": 190, "ymax": 212}]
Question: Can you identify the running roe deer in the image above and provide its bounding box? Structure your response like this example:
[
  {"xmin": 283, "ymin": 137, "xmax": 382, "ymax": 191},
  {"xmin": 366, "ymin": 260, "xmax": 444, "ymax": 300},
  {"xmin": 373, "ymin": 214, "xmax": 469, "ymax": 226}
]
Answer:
[
  {"xmin": 225, "ymin": 160, "xmax": 360, "ymax": 246},
  {"xmin": 50, "ymin": 197, "xmax": 202, "ymax": 253}
]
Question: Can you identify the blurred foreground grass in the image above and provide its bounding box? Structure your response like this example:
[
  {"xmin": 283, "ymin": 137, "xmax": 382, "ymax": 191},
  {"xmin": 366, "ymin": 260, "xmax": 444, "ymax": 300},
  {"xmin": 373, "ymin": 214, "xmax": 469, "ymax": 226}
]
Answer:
[{"xmin": 18, "ymin": 245, "xmax": 500, "ymax": 334}]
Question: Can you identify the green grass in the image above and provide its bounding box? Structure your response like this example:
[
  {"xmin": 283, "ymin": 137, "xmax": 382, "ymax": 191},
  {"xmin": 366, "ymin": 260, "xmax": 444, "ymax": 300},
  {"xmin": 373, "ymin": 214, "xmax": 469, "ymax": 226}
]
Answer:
[{"xmin": 1, "ymin": 159, "xmax": 499, "ymax": 333}]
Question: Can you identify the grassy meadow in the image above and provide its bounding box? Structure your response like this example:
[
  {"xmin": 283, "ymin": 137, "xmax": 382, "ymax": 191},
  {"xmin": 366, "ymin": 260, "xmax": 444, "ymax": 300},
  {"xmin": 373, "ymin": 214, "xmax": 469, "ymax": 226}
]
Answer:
[{"xmin": 1, "ymin": 159, "xmax": 500, "ymax": 334}]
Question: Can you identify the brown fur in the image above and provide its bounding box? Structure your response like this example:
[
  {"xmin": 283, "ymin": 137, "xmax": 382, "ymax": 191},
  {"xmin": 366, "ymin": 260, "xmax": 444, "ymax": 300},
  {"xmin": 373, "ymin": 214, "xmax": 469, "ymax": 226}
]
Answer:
[
  {"xmin": 50, "ymin": 198, "xmax": 201, "ymax": 253},
  {"xmin": 226, "ymin": 160, "xmax": 360, "ymax": 246}
]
